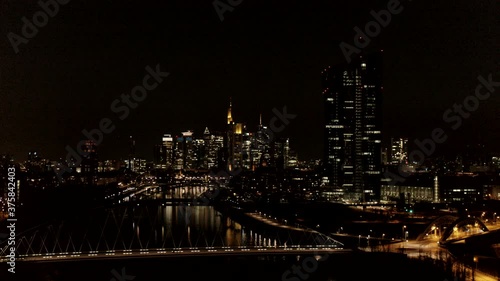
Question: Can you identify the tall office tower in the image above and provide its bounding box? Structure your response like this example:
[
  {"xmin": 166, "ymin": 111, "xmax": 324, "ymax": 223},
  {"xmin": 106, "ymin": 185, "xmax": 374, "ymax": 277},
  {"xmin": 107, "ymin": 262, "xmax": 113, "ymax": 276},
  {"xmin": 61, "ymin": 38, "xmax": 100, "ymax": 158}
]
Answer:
[
  {"xmin": 272, "ymin": 137, "xmax": 290, "ymax": 170},
  {"xmin": 249, "ymin": 114, "xmax": 265, "ymax": 170},
  {"xmin": 212, "ymin": 133, "xmax": 225, "ymax": 169},
  {"xmin": 390, "ymin": 137, "xmax": 408, "ymax": 165},
  {"xmin": 174, "ymin": 134, "xmax": 184, "ymax": 170},
  {"xmin": 242, "ymin": 131, "xmax": 253, "ymax": 170},
  {"xmin": 154, "ymin": 144, "xmax": 163, "ymax": 167},
  {"xmin": 204, "ymin": 127, "xmax": 223, "ymax": 170},
  {"xmin": 253, "ymin": 116, "xmax": 272, "ymax": 169},
  {"xmin": 250, "ymin": 145, "xmax": 261, "ymax": 171},
  {"xmin": 225, "ymin": 98, "xmax": 243, "ymax": 171},
  {"xmin": 183, "ymin": 131, "xmax": 195, "ymax": 170},
  {"xmin": 193, "ymin": 138, "xmax": 205, "ymax": 169},
  {"xmin": 202, "ymin": 127, "xmax": 211, "ymax": 169},
  {"xmin": 128, "ymin": 136, "xmax": 135, "ymax": 170},
  {"xmin": 322, "ymin": 52, "xmax": 383, "ymax": 202},
  {"xmin": 162, "ymin": 134, "xmax": 174, "ymax": 168},
  {"xmin": 81, "ymin": 140, "xmax": 98, "ymax": 185},
  {"xmin": 174, "ymin": 130, "xmax": 195, "ymax": 170},
  {"xmin": 227, "ymin": 97, "xmax": 233, "ymax": 125},
  {"xmin": 233, "ymin": 123, "xmax": 243, "ymax": 170},
  {"xmin": 381, "ymin": 147, "xmax": 389, "ymax": 165}
]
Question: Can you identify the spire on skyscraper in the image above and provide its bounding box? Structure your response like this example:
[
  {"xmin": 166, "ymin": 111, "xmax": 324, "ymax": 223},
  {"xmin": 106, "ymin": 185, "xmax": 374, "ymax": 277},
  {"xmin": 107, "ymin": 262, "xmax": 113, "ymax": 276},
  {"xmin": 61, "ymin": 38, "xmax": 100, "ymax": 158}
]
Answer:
[{"xmin": 227, "ymin": 97, "xmax": 233, "ymax": 124}]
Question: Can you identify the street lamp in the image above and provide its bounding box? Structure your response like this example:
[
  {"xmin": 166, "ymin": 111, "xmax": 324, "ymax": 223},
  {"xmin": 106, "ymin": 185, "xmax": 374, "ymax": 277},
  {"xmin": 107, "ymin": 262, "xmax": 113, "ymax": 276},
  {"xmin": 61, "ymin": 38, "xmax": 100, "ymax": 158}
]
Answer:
[
  {"xmin": 473, "ymin": 256, "xmax": 478, "ymax": 281},
  {"xmin": 402, "ymin": 225, "xmax": 407, "ymax": 250}
]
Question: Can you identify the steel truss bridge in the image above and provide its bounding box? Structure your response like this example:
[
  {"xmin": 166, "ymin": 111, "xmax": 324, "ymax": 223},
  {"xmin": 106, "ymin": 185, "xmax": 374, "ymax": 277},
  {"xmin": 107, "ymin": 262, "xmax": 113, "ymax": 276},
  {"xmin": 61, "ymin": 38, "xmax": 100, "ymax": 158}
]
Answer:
[
  {"xmin": 0, "ymin": 202, "xmax": 344, "ymax": 263},
  {"xmin": 417, "ymin": 215, "xmax": 490, "ymax": 244}
]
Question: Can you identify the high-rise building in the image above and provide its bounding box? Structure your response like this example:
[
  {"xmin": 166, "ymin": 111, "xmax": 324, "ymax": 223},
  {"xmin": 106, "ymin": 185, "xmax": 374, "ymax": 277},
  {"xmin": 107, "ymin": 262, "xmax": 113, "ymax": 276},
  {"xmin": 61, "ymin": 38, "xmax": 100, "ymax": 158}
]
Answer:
[
  {"xmin": 252, "ymin": 114, "xmax": 272, "ymax": 169},
  {"xmin": 225, "ymin": 98, "xmax": 244, "ymax": 171},
  {"xmin": 322, "ymin": 52, "xmax": 383, "ymax": 202},
  {"xmin": 203, "ymin": 127, "xmax": 224, "ymax": 170},
  {"xmin": 193, "ymin": 138, "xmax": 205, "ymax": 169},
  {"xmin": 162, "ymin": 134, "xmax": 174, "ymax": 168},
  {"xmin": 128, "ymin": 136, "xmax": 135, "ymax": 170},
  {"xmin": 125, "ymin": 157, "xmax": 146, "ymax": 173},
  {"xmin": 390, "ymin": 137, "xmax": 409, "ymax": 165},
  {"xmin": 381, "ymin": 147, "xmax": 389, "ymax": 165},
  {"xmin": 81, "ymin": 140, "xmax": 98, "ymax": 185},
  {"xmin": 242, "ymin": 131, "xmax": 253, "ymax": 170},
  {"xmin": 174, "ymin": 130, "xmax": 195, "ymax": 170},
  {"xmin": 272, "ymin": 137, "xmax": 290, "ymax": 171},
  {"xmin": 153, "ymin": 144, "xmax": 163, "ymax": 167}
]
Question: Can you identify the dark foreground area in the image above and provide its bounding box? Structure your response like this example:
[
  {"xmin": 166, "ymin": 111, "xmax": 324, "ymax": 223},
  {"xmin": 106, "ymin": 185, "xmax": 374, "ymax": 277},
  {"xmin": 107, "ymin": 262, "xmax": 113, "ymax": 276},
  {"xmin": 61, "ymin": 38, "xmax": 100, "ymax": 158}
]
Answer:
[{"xmin": 0, "ymin": 252, "xmax": 458, "ymax": 281}]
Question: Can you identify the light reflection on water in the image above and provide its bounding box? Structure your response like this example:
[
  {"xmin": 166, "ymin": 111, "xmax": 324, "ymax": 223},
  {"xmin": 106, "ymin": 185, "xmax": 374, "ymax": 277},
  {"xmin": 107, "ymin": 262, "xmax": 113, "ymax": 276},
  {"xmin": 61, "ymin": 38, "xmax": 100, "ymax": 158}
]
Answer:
[{"xmin": 125, "ymin": 204, "xmax": 268, "ymax": 248}]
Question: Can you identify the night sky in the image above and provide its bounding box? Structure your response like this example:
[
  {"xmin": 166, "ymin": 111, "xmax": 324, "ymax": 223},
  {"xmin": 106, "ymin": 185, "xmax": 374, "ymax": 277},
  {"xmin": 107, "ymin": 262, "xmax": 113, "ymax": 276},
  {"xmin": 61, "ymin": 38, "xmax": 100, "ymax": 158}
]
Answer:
[{"xmin": 0, "ymin": 0, "xmax": 498, "ymax": 162}]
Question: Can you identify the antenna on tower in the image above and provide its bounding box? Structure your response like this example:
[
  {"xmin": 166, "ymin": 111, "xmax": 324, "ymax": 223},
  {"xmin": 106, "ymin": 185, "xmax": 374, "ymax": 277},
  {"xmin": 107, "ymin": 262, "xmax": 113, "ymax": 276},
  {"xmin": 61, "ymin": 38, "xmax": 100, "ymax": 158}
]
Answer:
[{"xmin": 227, "ymin": 97, "xmax": 233, "ymax": 124}]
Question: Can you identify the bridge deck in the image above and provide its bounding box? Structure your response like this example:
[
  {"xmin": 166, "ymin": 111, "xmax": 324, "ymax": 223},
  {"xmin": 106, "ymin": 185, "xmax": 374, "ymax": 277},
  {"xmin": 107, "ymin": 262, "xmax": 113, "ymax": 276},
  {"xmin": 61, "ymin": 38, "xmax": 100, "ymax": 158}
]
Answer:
[{"xmin": 3, "ymin": 245, "xmax": 347, "ymax": 263}]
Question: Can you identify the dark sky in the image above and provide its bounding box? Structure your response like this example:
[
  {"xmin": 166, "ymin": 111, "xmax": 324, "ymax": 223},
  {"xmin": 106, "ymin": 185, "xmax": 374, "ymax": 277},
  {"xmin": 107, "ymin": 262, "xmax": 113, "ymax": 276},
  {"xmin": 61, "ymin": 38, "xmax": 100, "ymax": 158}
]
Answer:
[{"xmin": 0, "ymin": 0, "xmax": 498, "ymax": 162}]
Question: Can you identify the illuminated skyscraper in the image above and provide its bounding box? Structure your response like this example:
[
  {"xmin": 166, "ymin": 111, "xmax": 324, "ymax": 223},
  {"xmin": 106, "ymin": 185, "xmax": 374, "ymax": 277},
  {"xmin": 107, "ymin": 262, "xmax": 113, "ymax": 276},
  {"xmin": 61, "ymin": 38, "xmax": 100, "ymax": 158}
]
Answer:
[
  {"xmin": 272, "ymin": 137, "xmax": 290, "ymax": 171},
  {"xmin": 193, "ymin": 138, "xmax": 205, "ymax": 169},
  {"xmin": 174, "ymin": 130, "xmax": 194, "ymax": 170},
  {"xmin": 242, "ymin": 131, "xmax": 253, "ymax": 170},
  {"xmin": 225, "ymin": 98, "xmax": 243, "ymax": 171},
  {"xmin": 81, "ymin": 140, "xmax": 98, "ymax": 185},
  {"xmin": 390, "ymin": 137, "xmax": 408, "ymax": 165},
  {"xmin": 203, "ymin": 127, "xmax": 224, "ymax": 170},
  {"xmin": 162, "ymin": 134, "xmax": 174, "ymax": 168},
  {"xmin": 322, "ymin": 52, "xmax": 383, "ymax": 202},
  {"xmin": 253, "ymin": 115, "xmax": 272, "ymax": 169},
  {"xmin": 128, "ymin": 136, "xmax": 135, "ymax": 170}
]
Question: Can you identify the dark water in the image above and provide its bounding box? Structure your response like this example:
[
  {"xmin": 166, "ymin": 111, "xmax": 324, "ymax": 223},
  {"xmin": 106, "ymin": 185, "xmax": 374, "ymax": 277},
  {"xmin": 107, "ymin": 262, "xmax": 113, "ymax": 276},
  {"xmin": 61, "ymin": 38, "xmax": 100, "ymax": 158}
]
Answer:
[
  {"xmin": 1, "ymin": 252, "xmax": 457, "ymax": 281},
  {"xmin": 13, "ymin": 204, "xmax": 319, "ymax": 255}
]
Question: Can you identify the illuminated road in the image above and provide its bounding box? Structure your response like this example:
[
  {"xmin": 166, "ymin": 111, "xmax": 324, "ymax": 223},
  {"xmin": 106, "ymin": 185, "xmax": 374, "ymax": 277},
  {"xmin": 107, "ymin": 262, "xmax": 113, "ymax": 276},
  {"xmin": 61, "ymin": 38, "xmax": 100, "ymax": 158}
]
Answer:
[
  {"xmin": 376, "ymin": 239, "xmax": 498, "ymax": 281},
  {"xmin": 1, "ymin": 245, "xmax": 347, "ymax": 263},
  {"xmin": 245, "ymin": 213, "xmax": 316, "ymax": 232}
]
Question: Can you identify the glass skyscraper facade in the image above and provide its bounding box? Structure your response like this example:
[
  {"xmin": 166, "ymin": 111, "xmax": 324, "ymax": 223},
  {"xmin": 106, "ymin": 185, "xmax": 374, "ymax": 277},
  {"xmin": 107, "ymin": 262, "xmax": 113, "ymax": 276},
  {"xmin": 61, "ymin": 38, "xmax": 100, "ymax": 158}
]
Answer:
[{"xmin": 322, "ymin": 52, "xmax": 383, "ymax": 202}]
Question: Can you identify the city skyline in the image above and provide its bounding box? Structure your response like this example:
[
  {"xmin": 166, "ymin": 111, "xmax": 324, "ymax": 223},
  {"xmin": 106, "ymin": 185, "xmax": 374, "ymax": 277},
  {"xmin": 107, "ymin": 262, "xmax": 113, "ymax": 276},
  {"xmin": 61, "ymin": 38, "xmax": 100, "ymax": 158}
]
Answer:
[
  {"xmin": 1, "ymin": 0, "xmax": 499, "ymax": 162},
  {"xmin": 1, "ymin": 1, "xmax": 500, "ymax": 280}
]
